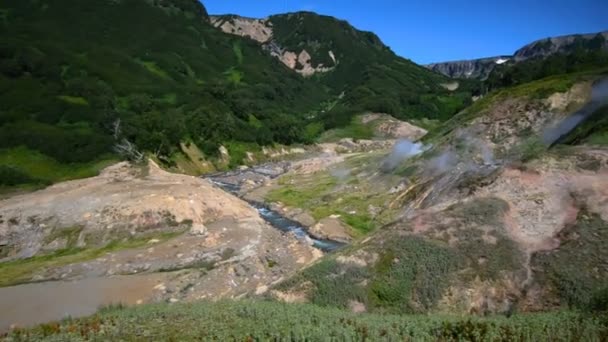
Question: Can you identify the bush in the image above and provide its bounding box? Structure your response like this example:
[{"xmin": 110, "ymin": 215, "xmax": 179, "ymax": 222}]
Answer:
[
  {"xmin": 9, "ymin": 300, "xmax": 608, "ymax": 341},
  {"xmin": 0, "ymin": 165, "xmax": 36, "ymax": 186}
]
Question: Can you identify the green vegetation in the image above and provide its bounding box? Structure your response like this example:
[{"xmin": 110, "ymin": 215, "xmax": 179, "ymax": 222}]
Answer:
[
  {"xmin": 266, "ymin": 12, "xmax": 474, "ymax": 126},
  {"xmin": 424, "ymin": 69, "xmax": 607, "ymax": 143},
  {"xmin": 273, "ymin": 237, "xmax": 461, "ymax": 313},
  {"xmin": 6, "ymin": 300, "xmax": 607, "ymax": 341},
  {"xmin": 0, "ymin": 0, "xmax": 478, "ymax": 190},
  {"xmin": 0, "ymin": 0, "xmax": 329, "ymax": 187},
  {"xmin": 561, "ymin": 105, "xmax": 608, "ymax": 146},
  {"xmin": 486, "ymin": 36, "xmax": 608, "ymax": 91},
  {"xmin": 56, "ymin": 95, "xmax": 89, "ymax": 106},
  {"xmin": 0, "ymin": 230, "xmax": 183, "ymax": 287},
  {"xmin": 442, "ymin": 198, "xmax": 525, "ymax": 281},
  {"xmin": 515, "ymin": 136, "xmax": 547, "ymax": 162},
  {"xmin": 368, "ymin": 237, "xmax": 462, "ymax": 313},
  {"xmin": 266, "ymin": 166, "xmax": 395, "ymax": 235},
  {"xmin": 0, "ymin": 147, "xmax": 116, "ymax": 188},
  {"xmin": 319, "ymin": 116, "xmax": 374, "ymax": 141},
  {"xmin": 533, "ymin": 211, "xmax": 608, "ymax": 311},
  {"xmin": 275, "ymin": 197, "xmax": 525, "ymax": 313}
]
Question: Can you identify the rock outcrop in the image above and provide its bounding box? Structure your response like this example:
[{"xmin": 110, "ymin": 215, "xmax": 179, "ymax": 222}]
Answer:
[
  {"xmin": 427, "ymin": 31, "xmax": 608, "ymax": 79},
  {"xmin": 427, "ymin": 56, "xmax": 510, "ymax": 79},
  {"xmin": 0, "ymin": 160, "xmax": 258, "ymax": 260},
  {"xmin": 513, "ymin": 31, "xmax": 608, "ymax": 61},
  {"xmin": 209, "ymin": 15, "xmax": 337, "ymax": 76}
]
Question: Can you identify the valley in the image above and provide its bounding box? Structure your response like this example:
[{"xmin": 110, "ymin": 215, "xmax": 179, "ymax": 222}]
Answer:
[{"xmin": 1, "ymin": 0, "xmax": 608, "ymax": 340}]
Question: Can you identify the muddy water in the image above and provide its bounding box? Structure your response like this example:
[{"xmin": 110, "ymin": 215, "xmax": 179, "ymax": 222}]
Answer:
[{"xmin": 0, "ymin": 274, "xmax": 163, "ymax": 332}]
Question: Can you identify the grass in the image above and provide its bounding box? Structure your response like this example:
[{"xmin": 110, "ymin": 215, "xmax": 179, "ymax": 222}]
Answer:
[
  {"xmin": 368, "ymin": 237, "xmax": 462, "ymax": 313},
  {"xmin": 274, "ymin": 236, "xmax": 462, "ymax": 314},
  {"xmin": 518, "ymin": 137, "xmax": 547, "ymax": 162},
  {"xmin": 56, "ymin": 95, "xmax": 89, "ymax": 106},
  {"xmin": 266, "ymin": 154, "xmax": 399, "ymax": 235},
  {"xmin": 0, "ymin": 231, "xmax": 183, "ymax": 288},
  {"xmin": 137, "ymin": 59, "xmax": 170, "ymax": 79},
  {"xmin": 267, "ymin": 172, "xmax": 380, "ymax": 235},
  {"xmin": 319, "ymin": 116, "xmax": 375, "ymax": 142},
  {"xmin": 533, "ymin": 211, "xmax": 608, "ymax": 310},
  {"xmin": 587, "ymin": 132, "xmax": 608, "ymax": 145},
  {"xmin": 0, "ymin": 146, "xmax": 117, "ymax": 189},
  {"xmin": 7, "ymin": 300, "xmax": 607, "ymax": 341},
  {"xmin": 276, "ymin": 197, "xmax": 526, "ymax": 314},
  {"xmin": 232, "ymin": 41, "xmax": 243, "ymax": 64},
  {"xmin": 561, "ymin": 105, "xmax": 608, "ymax": 146},
  {"xmin": 224, "ymin": 67, "xmax": 244, "ymax": 85}
]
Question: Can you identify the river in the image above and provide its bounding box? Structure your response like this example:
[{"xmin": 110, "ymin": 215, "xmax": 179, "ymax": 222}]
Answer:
[{"xmin": 207, "ymin": 178, "xmax": 343, "ymax": 252}]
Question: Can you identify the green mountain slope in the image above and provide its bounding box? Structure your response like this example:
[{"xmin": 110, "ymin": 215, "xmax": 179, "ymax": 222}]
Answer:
[
  {"xmin": 212, "ymin": 12, "xmax": 476, "ymax": 128},
  {"xmin": 0, "ymin": 0, "xmax": 329, "ymax": 186}
]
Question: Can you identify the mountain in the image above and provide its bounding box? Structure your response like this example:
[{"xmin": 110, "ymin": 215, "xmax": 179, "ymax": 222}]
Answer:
[
  {"xmin": 0, "ymin": 0, "xmax": 334, "ymax": 185},
  {"xmin": 427, "ymin": 31, "xmax": 608, "ymax": 79},
  {"xmin": 427, "ymin": 56, "xmax": 511, "ymax": 79},
  {"xmin": 210, "ymin": 12, "xmax": 475, "ymax": 127},
  {"xmin": 0, "ymin": 0, "xmax": 475, "ymax": 189},
  {"xmin": 513, "ymin": 31, "xmax": 608, "ymax": 61}
]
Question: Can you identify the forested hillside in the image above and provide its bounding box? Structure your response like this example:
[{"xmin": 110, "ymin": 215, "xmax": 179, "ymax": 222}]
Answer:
[
  {"xmin": 0, "ymin": 0, "xmax": 481, "ymax": 190},
  {"xmin": 213, "ymin": 12, "xmax": 477, "ymax": 129},
  {"xmin": 0, "ymin": 0, "xmax": 331, "ymax": 186}
]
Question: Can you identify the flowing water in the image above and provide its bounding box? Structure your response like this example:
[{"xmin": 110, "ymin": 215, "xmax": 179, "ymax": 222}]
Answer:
[
  {"xmin": 208, "ymin": 179, "xmax": 343, "ymax": 252},
  {"xmin": 0, "ymin": 165, "xmax": 344, "ymax": 332}
]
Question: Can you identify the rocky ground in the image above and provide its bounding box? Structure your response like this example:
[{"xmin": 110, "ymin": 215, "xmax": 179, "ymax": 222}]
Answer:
[
  {"xmin": 267, "ymin": 78, "xmax": 608, "ymax": 315},
  {"xmin": 0, "ymin": 160, "xmax": 323, "ymax": 330}
]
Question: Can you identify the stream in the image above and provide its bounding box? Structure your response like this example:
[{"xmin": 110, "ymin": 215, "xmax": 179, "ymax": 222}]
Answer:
[{"xmin": 207, "ymin": 178, "xmax": 343, "ymax": 252}]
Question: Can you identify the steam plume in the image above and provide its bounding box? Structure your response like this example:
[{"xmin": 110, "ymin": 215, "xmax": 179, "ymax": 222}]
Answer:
[
  {"xmin": 542, "ymin": 77, "xmax": 608, "ymax": 145},
  {"xmin": 381, "ymin": 139, "xmax": 424, "ymax": 171}
]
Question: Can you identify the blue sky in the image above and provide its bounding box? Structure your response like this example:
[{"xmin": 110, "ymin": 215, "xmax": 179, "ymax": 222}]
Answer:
[{"xmin": 203, "ymin": 0, "xmax": 608, "ymax": 64}]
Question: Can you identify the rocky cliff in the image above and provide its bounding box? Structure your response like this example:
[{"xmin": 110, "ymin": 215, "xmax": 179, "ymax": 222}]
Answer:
[
  {"xmin": 210, "ymin": 14, "xmax": 338, "ymax": 76},
  {"xmin": 427, "ymin": 56, "xmax": 510, "ymax": 79},
  {"xmin": 514, "ymin": 31, "xmax": 608, "ymax": 61},
  {"xmin": 427, "ymin": 31, "xmax": 608, "ymax": 79}
]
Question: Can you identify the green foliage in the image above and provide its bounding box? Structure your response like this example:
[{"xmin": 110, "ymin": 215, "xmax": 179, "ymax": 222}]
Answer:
[
  {"xmin": 8, "ymin": 300, "xmax": 608, "ymax": 341},
  {"xmin": 265, "ymin": 11, "xmax": 473, "ymax": 127},
  {"xmin": 560, "ymin": 105, "xmax": 608, "ymax": 146},
  {"xmin": 320, "ymin": 116, "xmax": 374, "ymax": 141},
  {"xmin": 56, "ymin": 95, "xmax": 89, "ymax": 106},
  {"xmin": 0, "ymin": 146, "xmax": 116, "ymax": 191},
  {"xmin": 0, "ymin": 0, "xmax": 328, "ymax": 175},
  {"xmin": 486, "ymin": 45, "xmax": 608, "ymax": 91},
  {"xmin": 277, "ymin": 258, "xmax": 370, "ymax": 308},
  {"xmin": 274, "ymin": 237, "xmax": 461, "ymax": 313},
  {"xmin": 424, "ymin": 70, "xmax": 604, "ymax": 144},
  {"xmin": 516, "ymin": 136, "xmax": 547, "ymax": 162},
  {"xmin": 0, "ymin": 164, "xmax": 38, "ymax": 186},
  {"xmin": 533, "ymin": 211, "xmax": 608, "ymax": 311},
  {"xmin": 368, "ymin": 237, "xmax": 462, "ymax": 313}
]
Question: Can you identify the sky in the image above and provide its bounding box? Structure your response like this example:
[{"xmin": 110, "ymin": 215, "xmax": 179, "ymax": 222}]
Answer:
[{"xmin": 202, "ymin": 0, "xmax": 608, "ymax": 64}]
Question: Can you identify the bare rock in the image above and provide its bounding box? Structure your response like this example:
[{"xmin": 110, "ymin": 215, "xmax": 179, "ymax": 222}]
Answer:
[
  {"xmin": 189, "ymin": 223, "xmax": 207, "ymax": 236},
  {"xmin": 310, "ymin": 217, "xmax": 353, "ymax": 243}
]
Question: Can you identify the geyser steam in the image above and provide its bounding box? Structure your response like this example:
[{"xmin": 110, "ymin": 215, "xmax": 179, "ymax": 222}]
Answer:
[
  {"xmin": 542, "ymin": 77, "xmax": 608, "ymax": 145},
  {"xmin": 381, "ymin": 139, "xmax": 424, "ymax": 171}
]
